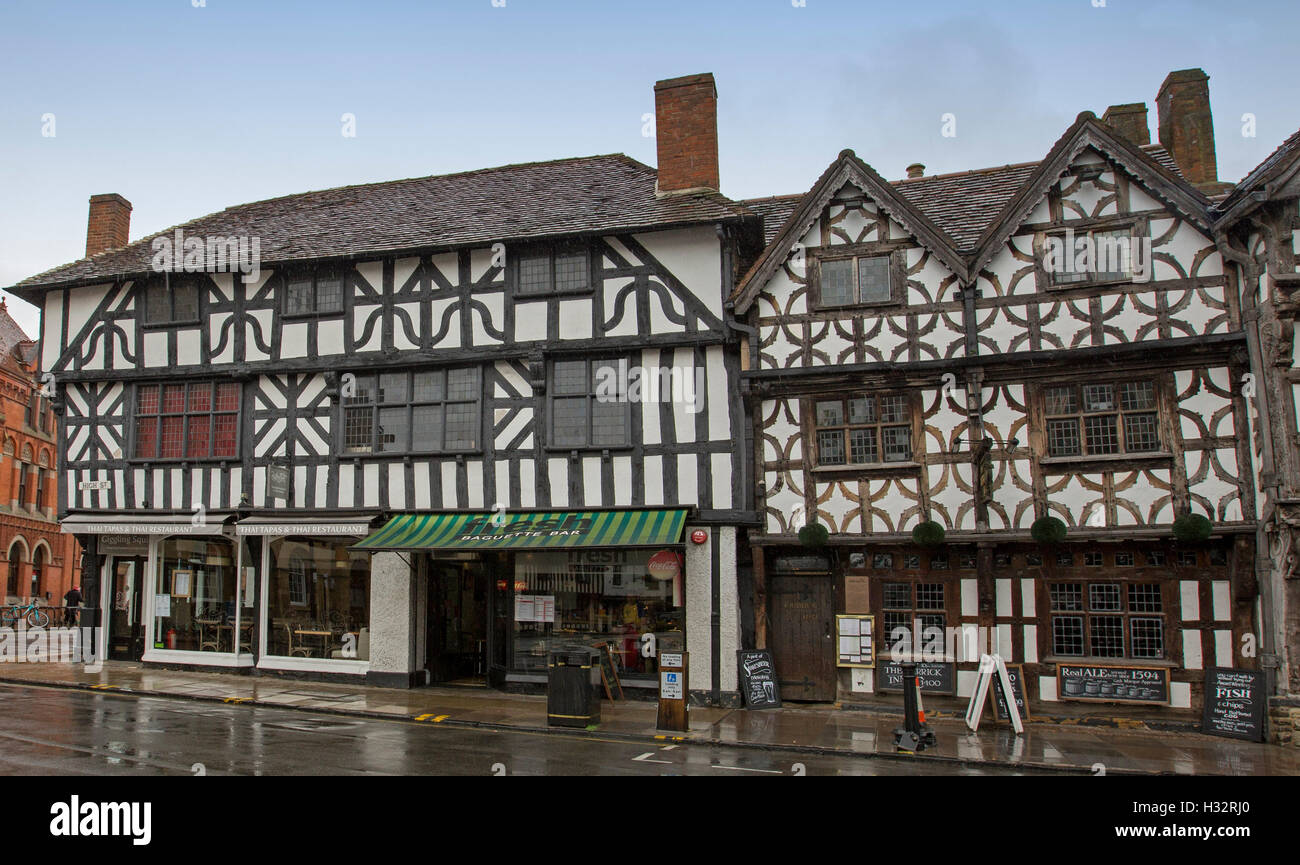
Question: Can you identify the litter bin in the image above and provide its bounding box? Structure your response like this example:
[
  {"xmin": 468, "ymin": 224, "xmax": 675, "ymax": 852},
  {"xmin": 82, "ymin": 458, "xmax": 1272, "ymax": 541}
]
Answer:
[{"xmin": 547, "ymin": 647, "xmax": 602, "ymax": 728}]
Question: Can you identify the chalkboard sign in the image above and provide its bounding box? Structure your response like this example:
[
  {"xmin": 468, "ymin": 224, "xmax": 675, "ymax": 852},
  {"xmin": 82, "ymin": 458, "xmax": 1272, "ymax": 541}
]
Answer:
[
  {"xmin": 738, "ymin": 650, "xmax": 781, "ymax": 709},
  {"xmin": 878, "ymin": 661, "xmax": 956, "ymax": 695},
  {"xmin": 992, "ymin": 663, "xmax": 1031, "ymax": 721},
  {"xmin": 1201, "ymin": 667, "xmax": 1265, "ymax": 742},
  {"xmin": 593, "ymin": 642, "xmax": 623, "ymax": 701},
  {"xmin": 1057, "ymin": 663, "xmax": 1168, "ymax": 704}
]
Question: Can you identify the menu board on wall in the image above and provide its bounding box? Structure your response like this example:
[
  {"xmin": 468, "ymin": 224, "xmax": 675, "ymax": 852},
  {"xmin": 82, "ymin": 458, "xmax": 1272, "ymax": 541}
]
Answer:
[
  {"xmin": 844, "ymin": 576, "xmax": 870, "ymax": 613},
  {"xmin": 835, "ymin": 615, "xmax": 874, "ymax": 668},
  {"xmin": 514, "ymin": 595, "xmax": 555, "ymax": 623},
  {"xmin": 878, "ymin": 661, "xmax": 955, "ymax": 695},
  {"xmin": 1056, "ymin": 664, "xmax": 1169, "ymax": 704},
  {"xmin": 1201, "ymin": 667, "xmax": 1265, "ymax": 742}
]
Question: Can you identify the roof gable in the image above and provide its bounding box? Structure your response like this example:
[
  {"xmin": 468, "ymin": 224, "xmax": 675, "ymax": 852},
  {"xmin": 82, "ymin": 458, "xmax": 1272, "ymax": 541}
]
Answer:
[
  {"xmin": 732, "ymin": 150, "xmax": 969, "ymax": 314},
  {"xmin": 969, "ymin": 112, "xmax": 1213, "ymax": 277},
  {"xmin": 1213, "ymin": 126, "xmax": 1300, "ymax": 227}
]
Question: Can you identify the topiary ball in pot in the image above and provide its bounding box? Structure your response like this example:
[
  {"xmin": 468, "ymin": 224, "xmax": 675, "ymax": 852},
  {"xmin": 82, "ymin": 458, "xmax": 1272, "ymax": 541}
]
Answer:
[
  {"xmin": 1172, "ymin": 513, "xmax": 1213, "ymax": 543},
  {"xmin": 912, "ymin": 520, "xmax": 946, "ymax": 547},
  {"xmin": 1030, "ymin": 516, "xmax": 1068, "ymax": 545},
  {"xmin": 798, "ymin": 522, "xmax": 829, "ymax": 548}
]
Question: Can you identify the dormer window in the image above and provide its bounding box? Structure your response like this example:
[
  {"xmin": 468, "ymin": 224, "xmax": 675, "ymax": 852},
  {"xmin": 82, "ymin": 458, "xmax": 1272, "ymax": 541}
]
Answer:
[
  {"xmin": 513, "ymin": 243, "xmax": 592, "ymax": 296},
  {"xmin": 284, "ymin": 268, "xmax": 344, "ymax": 315},
  {"xmin": 143, "ymin": 276, "xmax": 200, "ymax": 325},
  {"xmin": 812, "ymin": 249, "xmax": 900, "ymax": 308}
]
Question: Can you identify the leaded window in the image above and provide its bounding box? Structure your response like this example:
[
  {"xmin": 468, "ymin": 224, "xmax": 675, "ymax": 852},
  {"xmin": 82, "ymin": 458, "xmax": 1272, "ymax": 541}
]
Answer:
[
  {"xmin": 516, "ymin": 245, "xmax": 591, "ymax": 295},
  {"xmin": 549, "ymin": 359, "xmax": 629, "ymax": 448},
  {"xmin": 1050, "ymin": 581, "xmax": 1164, "ymax": 659},
  {"xmin": 1047, "ymin": 226, "xmax": 1134, "ymax": 285},
  {"xmin": 814, "ymin": 394, "xmax": 912, "ymax": 466},
  {"xmin": 342, "ymin": 368, "xmax": 481, "ymax": 455},
  {"xmin": 134, "ymin": 382, "xmax": 240, "ymax": 460},
  {"xmin": 882, "ymin": 581, "xmax": 946, "ymax": 656},
  {"xmin": 1044, "ymin": 380, "xmax": 1161, "ymax": 457},
  {"xmin": 817, "ymin": 254, "xmax": 893, "ymax": 307},
  {"xmin": 143, "ymin": 276, "xmax": 200, "ymax": 325},
  {"xmin": 284, "ymin": 269, "xmax": 344, "ymax": 315}
]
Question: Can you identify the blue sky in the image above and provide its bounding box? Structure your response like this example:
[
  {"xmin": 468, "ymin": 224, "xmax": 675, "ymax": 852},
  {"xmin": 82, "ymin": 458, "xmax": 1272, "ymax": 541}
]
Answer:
[{"xmin": 1, "ymin": 0, "xmax": 1295, "ymax": 336}]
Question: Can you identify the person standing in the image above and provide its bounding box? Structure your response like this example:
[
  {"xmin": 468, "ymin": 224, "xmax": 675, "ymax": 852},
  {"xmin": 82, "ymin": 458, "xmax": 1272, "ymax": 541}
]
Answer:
[{"xmin": 63, "ymin": 586, "xmax": 81, "ymax": 626}]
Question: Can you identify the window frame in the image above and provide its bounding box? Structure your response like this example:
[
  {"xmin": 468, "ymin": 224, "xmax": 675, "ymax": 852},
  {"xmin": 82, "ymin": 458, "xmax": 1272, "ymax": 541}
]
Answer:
[
  {"xmin": 510, "ymin": 240, "xmax": 596, "ymax": 298},
  {"xmin": 546, "ymin": 358, "xmax": 633, "ymax": 451},
  {"xmin": 281, "ymin": 267, "xmax": 346, "ymax": 318},
  {"xmin": 1048, "ymin": 579, "xmax": 1166, "ymax": 661},
  {"xmin": 131, "ymin": 381, "xmax": 242, "ymax": 463},
  {"xmin": 1039, "ymin": 378, "xmax": 1164, "ymax": 460},
  {"xmin": 810, "ymin": 244, "xmax": 905, "ymax": 310},
  {"xmin": 340, "ymin": 367, "xmax": 483, "ymax": 457},
  {"xmin": 140, "ymin": 274, "xmax": 202, "ymax": 328},
  {"xmin": 878, "ymin": 579, "xmax": 951, "ymax": 661},
  {"xmin": 1041, "ymin": 221, "xmax": 1143, "ymax": 290},
  {"xmin": 809, "ymin": 392, "xmax": 918, "ymax": 469}
]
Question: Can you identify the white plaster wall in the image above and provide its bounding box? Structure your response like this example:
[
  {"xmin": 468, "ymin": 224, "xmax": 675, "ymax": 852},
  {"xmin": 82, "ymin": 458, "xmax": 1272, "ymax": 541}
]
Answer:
[{"xmin": 367, "ymin": 551, "xmax": 416, "ymax": 676}]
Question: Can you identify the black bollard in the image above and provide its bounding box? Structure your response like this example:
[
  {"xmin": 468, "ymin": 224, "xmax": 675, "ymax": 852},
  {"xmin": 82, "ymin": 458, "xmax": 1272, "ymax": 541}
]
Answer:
[{"xmin": 893, "ymin": 661, "xmax": 938, "ymax": 752}]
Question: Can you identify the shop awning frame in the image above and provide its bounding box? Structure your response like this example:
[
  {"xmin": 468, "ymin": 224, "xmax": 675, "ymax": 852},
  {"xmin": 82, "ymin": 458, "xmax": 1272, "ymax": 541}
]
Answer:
[
  {"xmin": 353, "ymin": 509, "xmax": 689, "ymax": 552},
  {"xmin": 60, "ymin": 513, "xmax": 234, "ymax": 536}
]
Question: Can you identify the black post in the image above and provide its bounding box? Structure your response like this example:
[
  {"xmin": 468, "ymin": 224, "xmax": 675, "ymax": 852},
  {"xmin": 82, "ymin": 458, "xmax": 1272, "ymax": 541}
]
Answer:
[{"xmin": 893, "ymin": 661, "xmax": 938, "ymax": 752}]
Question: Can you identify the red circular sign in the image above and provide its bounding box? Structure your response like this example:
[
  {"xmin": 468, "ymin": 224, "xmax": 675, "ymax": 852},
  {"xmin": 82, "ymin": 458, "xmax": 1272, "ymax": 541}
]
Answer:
[{"xmin": 690, "ymin": 529, "xmax": 709, "ymax": 545}]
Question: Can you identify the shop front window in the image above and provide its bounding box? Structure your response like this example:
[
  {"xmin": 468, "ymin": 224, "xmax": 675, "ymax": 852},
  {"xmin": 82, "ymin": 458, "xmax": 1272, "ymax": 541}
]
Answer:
[
  {"xmin": 510, "ymin": 549, "xmax": 684, "ymax": 680},
  {"xmin": 154, "ymin": 537, "xmax": 239, "ymax": 652},
  {"xmin": 267, "ymin": 537, "xmax": 370, "ymax": 661}
]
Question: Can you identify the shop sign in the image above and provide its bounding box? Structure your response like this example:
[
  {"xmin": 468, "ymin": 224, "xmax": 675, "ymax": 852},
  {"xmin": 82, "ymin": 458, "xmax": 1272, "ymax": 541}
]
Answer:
[
  {"xmin": 878, "ymin": 661, "xmax": 956, "ymax": 695},
  {"xmin": 99, "ymin": 533, "xmax": 151, "ymax": 552},
  {"xmin": 267, "ymin": 464, "xmax": 291, "ymax": 499},
  {"xmin": 1056, "ymin": 663, "xmax": 1169, "ymax": 704}
]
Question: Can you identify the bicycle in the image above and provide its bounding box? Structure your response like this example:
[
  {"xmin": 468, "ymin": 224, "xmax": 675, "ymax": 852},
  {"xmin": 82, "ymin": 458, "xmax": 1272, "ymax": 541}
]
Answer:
[{"xmin": 2, "ymin": 601, "xmax": 50, "ymax": 628}]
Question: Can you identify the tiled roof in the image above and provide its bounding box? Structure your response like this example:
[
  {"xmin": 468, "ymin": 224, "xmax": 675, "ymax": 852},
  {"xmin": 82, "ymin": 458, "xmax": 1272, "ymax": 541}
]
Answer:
[
  {"xmin": 12, "ymin": 154, "xmax": 749, "ymax": 292},
  {"xmin": 740, "ymin": 145, "xmax": 1183, "ymax": 254},
  {"xmin": 1216, "ymin": 127, "xmax": 1300, "ymax": 214},
  {"xmin": 0, "ymin": 302, "xmax": 36, "ymax": 374}
]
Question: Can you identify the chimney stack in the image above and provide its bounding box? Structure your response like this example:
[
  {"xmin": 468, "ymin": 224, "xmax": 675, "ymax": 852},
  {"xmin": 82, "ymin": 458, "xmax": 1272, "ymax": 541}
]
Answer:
[
  {"xmin": 85, "ymin": 193, "xmax": 132, "ymax": 258},
  {"xmin": 1101, "ymin": 103, "xmax": 1151, "ymax": 146},
  {"xmin": 905, "ymin": 163, "xmax": 925, "ymax": 179},
  {"xmin": 654, "ymin": 73, "xmax": 720, "ymax": 196},
  {"xmin": 1156, "ymin": 69, "xmax": 1221, "ymax": 192}
]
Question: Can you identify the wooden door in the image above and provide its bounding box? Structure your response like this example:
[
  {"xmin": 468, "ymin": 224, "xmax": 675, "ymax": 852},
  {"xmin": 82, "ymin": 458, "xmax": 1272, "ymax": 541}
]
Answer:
[{"xmin": 768, "ymin": 574, "xmax": 835, "ymax": 701}]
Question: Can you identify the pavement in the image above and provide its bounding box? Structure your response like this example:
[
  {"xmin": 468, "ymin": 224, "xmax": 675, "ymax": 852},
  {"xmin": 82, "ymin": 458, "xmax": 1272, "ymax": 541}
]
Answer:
[{"xmin": 1, "ymin": 660, "xmax": 1296, "ymax": 776}]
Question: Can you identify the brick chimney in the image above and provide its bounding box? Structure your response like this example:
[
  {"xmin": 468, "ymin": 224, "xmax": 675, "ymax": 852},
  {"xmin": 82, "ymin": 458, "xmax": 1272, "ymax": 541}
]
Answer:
[
  {"xmin": 905, "ymin": 163, "xmax": 925, "ymax": 179},
  {"xmin": 1156, "ymin": 69, "xmax": 1221, "ymax": 192},
  {"xmin": 654, "ymin": 73, "xmax": 719, "ymax": 196},
  {"xmin": 1101, "ymin": 103, "xmax": 1151, "ymax": 146},
  {"xmin": 85, "ymin": 193, "xmax": 132, "ymax": 258}
]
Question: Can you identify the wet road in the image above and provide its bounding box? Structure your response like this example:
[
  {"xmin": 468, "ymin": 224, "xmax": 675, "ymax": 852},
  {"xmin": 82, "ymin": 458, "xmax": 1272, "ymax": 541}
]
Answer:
[{"xmin": 0, "ymin": 684, "xmax": 1021, "ymax": 776}]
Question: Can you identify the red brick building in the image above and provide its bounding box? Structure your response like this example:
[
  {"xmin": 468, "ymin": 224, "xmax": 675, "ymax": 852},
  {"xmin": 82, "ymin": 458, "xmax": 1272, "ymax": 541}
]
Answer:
[{"xmin": 0, "ymin": 299, "xmax": 79, "ymax": 606}]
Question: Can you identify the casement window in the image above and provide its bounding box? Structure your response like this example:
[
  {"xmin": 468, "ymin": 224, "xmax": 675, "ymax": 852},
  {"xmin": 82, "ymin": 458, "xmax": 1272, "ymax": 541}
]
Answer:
[
  {"xmin": 34, "ymin": 468, "xmax": 46, "ymax": 511},
  {"xmin": 549, "ymin": 359, "xmax": 630, "ymax": 448},
  {"xmin": 1050, "ymin": 582, "xmax": 1165, "ymax": 659},
  {"xmin": 815, "ymin": 253, "xmax": 895, "ymax": 307},
  {"xmin": 514, "ymin": 243, "xmax": 592, "ymax": 296},
  {"xmin": 814, "ymin": 394, "xmax": 912, "ymax": 465},
  {"xmin": 1046, "ymin": 227, "xmax": 1134, "ymax": 286},
  {"xmin": 284, "ymin": 269, "xmax": 345, "ymax": 316},
  {"xmin": 134, "ymin": 382, "xmax": 240, "ymax": 460},
  {"xmin": 143, "ymin": 277, "xmax": 200, "ymax": 325},
  {"xmin": 882, "ymin": 581, "xmax": 946, "ymax": 655},
  {"xmin": 342, "ymin": 368, "xmax": 481, "ymax": 455},
  {"xmin": 1043, "ymin": 380, "xmax": 1161, "ymax": 458}
]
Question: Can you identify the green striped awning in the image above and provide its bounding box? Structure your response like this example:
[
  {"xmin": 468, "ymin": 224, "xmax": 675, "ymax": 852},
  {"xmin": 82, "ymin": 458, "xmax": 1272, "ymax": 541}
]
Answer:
[{"xmin": 352, "ymin": 509, "xmax": 688, "ymax": 551}]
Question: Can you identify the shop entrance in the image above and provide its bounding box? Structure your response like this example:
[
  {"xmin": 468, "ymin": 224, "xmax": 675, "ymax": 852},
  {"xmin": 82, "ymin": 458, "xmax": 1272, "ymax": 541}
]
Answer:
[
  {"xmin": 425, "ymin": 559, "xmax": 489, "ymax": 686},
  {"xmin": 107, "ymin": 556, "xmax": 147, "ymax": 661},
  {"xmin": 768, "ymin": 573, "xmax": 835, "ymax": 702}
]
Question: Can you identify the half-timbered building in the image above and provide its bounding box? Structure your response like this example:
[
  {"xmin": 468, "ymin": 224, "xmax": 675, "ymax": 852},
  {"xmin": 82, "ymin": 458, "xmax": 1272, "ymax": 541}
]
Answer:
[
  {"xmin": 9, "ymin": 74, "xmax": 759, "ymax": 703},
  {"xmin": 733, "ymin": 69, "xmax": 1263, "ymax": 718}
]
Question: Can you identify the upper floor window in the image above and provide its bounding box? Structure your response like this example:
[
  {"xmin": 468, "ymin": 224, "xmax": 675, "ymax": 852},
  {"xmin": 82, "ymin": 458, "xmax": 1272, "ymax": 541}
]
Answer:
[
  {"xmin": 1043, "ymin": 380, "xmax": 1161, "ymax": 458},
  {"xmin": 34, "ymin": 468, "xmax": 46, "ymax": 511},
  {"xmin": 814, "ymin": 252, "xmax": 895, "ymax": 308},
  {"xmin": 143, "ymin": 276, "xmax": 200, "ymax": 325},
  {"xmin": 550, "ymin": 359, "xmax": 629, "ymax": 448},
  {"xmin": 813, "ymin": 394, "xmax": 913, "ymax": 466},
  {"xmin": 342, "ymin": 368, "xmax": 481, "ymax": 455},
  {"xmin": 134, "ymin": 382, "xmax": 240, "ymax": 460},
  {"xmin": 514, "ymin": 244, "xmax": 592, "ymax": 296},
  {"xmin": 284, "ymin": 269, "xmax": 344, "ymax": 316},
  {"xmin": 1045, "ymin": 227, "xmax": 1135, "ymax": 287}
]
